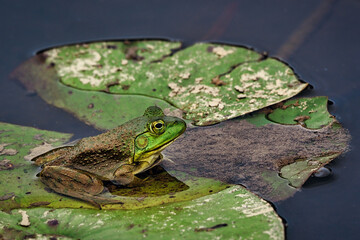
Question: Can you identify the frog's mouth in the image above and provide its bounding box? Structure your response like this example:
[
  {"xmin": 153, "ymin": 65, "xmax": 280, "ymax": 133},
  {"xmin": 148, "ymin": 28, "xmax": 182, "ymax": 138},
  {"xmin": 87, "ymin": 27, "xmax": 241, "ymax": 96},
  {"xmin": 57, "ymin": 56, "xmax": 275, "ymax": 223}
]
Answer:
[{"xmin": 132, "ymin": 139, "xmax": 176, "ymax": 174}]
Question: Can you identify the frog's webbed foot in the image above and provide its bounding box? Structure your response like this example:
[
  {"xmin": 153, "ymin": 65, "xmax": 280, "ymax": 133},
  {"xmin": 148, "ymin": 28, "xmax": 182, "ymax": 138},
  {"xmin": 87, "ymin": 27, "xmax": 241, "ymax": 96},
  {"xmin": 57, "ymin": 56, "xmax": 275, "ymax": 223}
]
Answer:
[{"xmin": 39, "ymin": 166, "xmax": 123, "ymax": 207}]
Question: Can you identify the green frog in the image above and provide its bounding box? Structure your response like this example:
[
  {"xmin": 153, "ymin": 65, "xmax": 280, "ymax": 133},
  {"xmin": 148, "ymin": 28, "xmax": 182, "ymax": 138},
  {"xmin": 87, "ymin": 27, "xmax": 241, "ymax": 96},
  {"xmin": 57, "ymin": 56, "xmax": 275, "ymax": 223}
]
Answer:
[{"xmin": 33, "ymin": 106, "xmax": 186, "ymax": 205}]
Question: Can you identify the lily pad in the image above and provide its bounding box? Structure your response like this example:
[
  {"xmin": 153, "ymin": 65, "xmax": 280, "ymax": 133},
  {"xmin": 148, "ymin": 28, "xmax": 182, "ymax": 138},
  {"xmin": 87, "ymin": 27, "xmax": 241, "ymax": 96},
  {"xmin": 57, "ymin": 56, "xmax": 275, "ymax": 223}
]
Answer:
[
  {"xmin": 11, "ymin": 54, "xmax": 181, "ymax": 130},
  {"xmin": 280, "ymin": 153, "xmax": 340, "ymax": 188},
  {"xmin": 0, "ymin": 186, "xmax": 284, "ymax": 240},
  {"xmin": 162, "ymin": 97, "xmax": 350, "ymax": 201},
  {"xmin": 0, "ymin": 122, "xmax": 284, "ymax": 239},
  {"xmin": 0, "ymin": 122, "xmax": 230, "ymax": 211},
  {"xmin": 12, "ymin": 40, "xmax": 308, "ymax": 128},
  {"xmin": 267, "ymin": 96, "xmax": 333, "ymax": 129}
]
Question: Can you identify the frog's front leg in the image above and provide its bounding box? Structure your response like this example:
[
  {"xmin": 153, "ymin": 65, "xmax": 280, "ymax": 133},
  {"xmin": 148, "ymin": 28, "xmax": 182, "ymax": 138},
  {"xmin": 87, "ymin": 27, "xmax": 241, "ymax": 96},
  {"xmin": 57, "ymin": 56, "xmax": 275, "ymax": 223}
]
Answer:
[
  {"xmin": 113, "ymin": 164, "xmax": 136, "ymax": 185},
  {"xmin": 38, "ymin": 166, "xmax": 104, "ymax": 203}
]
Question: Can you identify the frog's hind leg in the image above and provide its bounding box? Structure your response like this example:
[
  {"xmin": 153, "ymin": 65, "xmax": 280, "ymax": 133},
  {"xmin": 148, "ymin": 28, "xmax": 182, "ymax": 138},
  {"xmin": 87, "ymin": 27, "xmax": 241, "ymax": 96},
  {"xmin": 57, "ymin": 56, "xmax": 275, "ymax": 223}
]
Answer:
[
  {"xmin": 39, "ymin": 166, "xmax": 121, "ymax": 207},
  {"xmin": 32, "ymin": 147, "xmax": 72, "ymax": 166}
]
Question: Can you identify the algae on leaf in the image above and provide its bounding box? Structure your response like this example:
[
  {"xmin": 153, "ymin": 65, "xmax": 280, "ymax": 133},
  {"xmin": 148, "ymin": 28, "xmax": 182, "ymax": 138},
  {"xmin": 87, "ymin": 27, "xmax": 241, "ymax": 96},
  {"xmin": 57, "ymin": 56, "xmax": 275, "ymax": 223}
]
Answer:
[
  {"xmin": 0, "ymin": 186, "xmax": 284, "ymax": 240},
  {"xmin": 162, "ymin": 97, "xmax": 350, "ymax": 201},
  {"xmin": 13, "ymin": 40, "xmax": 307, "ymax": 129}
]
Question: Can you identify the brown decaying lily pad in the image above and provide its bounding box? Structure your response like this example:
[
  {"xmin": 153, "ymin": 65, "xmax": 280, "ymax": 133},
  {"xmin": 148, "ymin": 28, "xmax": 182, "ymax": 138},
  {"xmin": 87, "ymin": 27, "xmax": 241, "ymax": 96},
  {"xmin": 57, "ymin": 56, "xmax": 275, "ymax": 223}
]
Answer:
[{"xmin": 162, "ymin": 115, "xmax": 350, "ymax": 201}]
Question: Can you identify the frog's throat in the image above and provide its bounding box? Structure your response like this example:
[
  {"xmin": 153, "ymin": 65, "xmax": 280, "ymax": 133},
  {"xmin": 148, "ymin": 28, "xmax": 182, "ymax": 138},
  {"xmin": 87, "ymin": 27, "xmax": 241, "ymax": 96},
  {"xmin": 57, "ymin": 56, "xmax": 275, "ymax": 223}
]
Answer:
[
  {"xmin": 132, "ymin": 154, "xmax": 163, "ymax": 175},
  {"xmin": 132, "ymin": 137, "xmax": 177, "ymax": 174}
]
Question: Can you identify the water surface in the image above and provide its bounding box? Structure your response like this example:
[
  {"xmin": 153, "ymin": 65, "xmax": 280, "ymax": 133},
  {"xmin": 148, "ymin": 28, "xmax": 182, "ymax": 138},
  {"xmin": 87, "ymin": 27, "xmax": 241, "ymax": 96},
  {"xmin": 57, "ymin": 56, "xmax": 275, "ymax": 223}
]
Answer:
[{"xmin": 1, "ymin": 1, "xmax": 359, "ymax": 239}]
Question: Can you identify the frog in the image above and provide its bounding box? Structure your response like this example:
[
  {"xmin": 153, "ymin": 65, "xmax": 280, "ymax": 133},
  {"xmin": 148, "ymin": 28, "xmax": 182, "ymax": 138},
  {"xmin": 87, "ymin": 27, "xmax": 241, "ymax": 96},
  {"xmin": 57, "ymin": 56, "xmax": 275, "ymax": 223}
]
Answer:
[{"xmin": 33, "ymin": 106, "xmax": 186, "ymax": 206}]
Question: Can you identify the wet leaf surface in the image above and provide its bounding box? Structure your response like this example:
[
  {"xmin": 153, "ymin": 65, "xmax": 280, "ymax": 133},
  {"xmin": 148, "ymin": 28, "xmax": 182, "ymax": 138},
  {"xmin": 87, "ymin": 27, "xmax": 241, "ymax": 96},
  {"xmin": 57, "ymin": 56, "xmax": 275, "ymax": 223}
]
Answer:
[
  {"xmin": 162, "ymin": 97, "xmax": 350, "ymax": 201},
  {"xmin": 0, "ymin": 186, "xmax": 284, "ymax": 240},
  {"xmin": 13, "ymin": 40, "xmax": 307, "ymax": 129}
]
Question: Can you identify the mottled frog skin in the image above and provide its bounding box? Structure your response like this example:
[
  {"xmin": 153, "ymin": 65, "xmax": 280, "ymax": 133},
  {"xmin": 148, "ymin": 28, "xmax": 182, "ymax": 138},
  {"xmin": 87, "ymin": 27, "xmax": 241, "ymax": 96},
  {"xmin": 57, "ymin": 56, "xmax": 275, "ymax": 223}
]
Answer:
[{"xmin": 33, "ymin": 106, "xmax": 186, "ymax": 205}]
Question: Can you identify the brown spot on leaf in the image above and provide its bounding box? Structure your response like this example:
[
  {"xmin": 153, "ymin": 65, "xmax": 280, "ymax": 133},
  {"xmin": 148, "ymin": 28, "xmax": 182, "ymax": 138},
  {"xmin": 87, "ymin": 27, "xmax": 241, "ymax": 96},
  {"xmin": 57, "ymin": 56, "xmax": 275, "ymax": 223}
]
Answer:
[
  {"xmin": 127, "ymin": 224, "xmax": 135, "ymax": 230},
  {"xmin": 0, "ymin": 159, "xmax": 14, "ymax": 170},
  {"xmin": 0, "ymin": 144, "xmax": 18, "ymax": 156},
  {"xmin": 0, "ymin": 192, "xmax": 15, "ymax": 201},
  {"xmin": 104, "ymin": 80, "xmax": 120, "ymax": 92},
  {"xmin": 294, "ymin": 115, "xmax": 310, "ymax": 122},
  {"xmin": 195, "ymin": 223, "xmax": 228, "ymax": 232},
  {"xmin": 33, "ymin": 134, "xmax": 43, "ymax": 140},
  {"xmin": 207, "ymin": 46, "xmax": 214, "ymax": 52},
  {"xmin": 30, "ymin": 201, "xmax": 51, "ymax": 207},
  {"xmin": 293, "ymin": 100, "xmax": 300, "ymax": 107},
  {"xmin": 211, "ymin": 76, "xmax": 227, "ymax": 86},
  {"xmin": 24, "ymin": 234, "xmax": 37, "ymax": 239},
  {"xmin": 125, "ymin": 46, "xmax": 144, "ymax": 61},
  {"xmin": 88, "ymin": 103, "xmax": 94, "ymax": 109},
  {"xmin": 122, "ymin": 85, "xmax": 130, "ymax": 90},
  {"xmin": 106, "ymin": 45, "xmax": 117, "ymax": 49},
  {"xmin": 47, "ymin": 219, "xmax": 59, "ymax": 227}
]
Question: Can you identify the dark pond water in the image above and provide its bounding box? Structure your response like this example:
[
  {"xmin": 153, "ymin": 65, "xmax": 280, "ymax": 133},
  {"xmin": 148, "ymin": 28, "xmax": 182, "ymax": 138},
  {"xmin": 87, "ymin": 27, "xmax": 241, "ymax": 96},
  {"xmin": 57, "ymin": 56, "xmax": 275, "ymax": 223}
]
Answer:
[{"xmin": 1, "ymin": 1, "xmax": 360, "ymax": 239}]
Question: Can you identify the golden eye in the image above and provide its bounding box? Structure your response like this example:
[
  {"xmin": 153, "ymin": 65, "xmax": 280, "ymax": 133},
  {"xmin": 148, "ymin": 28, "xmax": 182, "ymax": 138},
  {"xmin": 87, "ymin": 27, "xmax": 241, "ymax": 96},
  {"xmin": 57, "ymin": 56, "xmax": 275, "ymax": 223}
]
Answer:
[{"xmin": 150, "ymin": 120, "xmax": 165, "ymax": 134}]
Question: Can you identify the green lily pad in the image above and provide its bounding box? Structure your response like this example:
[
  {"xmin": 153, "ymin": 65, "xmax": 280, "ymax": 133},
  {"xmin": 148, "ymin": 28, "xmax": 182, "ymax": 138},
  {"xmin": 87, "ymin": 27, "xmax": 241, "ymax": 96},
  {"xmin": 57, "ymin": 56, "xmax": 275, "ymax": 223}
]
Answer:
[
  {"xmin": 0, "ymin": 186, "xmax": 284, "ymax": 240},
  {"xmin": 162, "ymin": 97, "xmax": 350, "ymax": 201},
  {"xmin": 267, "ymin": 96, "xmax": 333, "ymax": 129},
  {"xmin": 280, "ymin": 153, "xmax": 339, "ymax": 188},
  {"xmin": 0, "ymin": 122, "xmax": 230, "ymax": 211},
  {"xmin": 12, "ymin": 40, "xmax": 308, "ymax": 129},
  {"xmin": 0, "ymin": 122, "xmax": 284, "ymax": 239},
  {"xmin": 11, "ymin": 53, "xmax": 181, "ymax": 130}
]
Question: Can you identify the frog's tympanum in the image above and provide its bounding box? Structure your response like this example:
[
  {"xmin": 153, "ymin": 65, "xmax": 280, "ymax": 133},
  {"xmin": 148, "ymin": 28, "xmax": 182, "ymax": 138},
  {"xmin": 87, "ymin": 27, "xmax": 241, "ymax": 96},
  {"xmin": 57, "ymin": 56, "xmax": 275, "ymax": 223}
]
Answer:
[{"xmin": 33, "ymin": 106, "xmax": 186, "ymax": 205}]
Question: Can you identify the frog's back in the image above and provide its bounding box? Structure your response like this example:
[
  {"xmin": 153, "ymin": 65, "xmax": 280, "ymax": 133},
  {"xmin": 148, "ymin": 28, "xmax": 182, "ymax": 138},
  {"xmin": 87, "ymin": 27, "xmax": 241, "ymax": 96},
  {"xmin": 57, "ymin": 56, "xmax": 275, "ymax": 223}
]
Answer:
[{"xmin": 63, "ymin": 118, "xmax": 147, "ymax": 179}]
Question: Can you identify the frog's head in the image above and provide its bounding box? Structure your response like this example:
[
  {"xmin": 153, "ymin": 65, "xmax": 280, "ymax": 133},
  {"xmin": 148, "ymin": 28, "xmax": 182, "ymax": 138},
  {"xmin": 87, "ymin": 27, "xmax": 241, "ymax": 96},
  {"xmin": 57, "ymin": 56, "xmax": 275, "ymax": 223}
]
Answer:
[{"xmin": 132, "ymin": 106, "xmax": 186, "ymax": 174}]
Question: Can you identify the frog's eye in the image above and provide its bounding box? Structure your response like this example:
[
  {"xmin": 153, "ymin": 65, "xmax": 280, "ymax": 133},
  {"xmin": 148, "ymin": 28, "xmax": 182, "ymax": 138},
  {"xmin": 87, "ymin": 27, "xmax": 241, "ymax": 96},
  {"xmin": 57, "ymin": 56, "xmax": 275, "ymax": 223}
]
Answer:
[{"xmin": 150, "ymin": 120, "xmax": 165, "ymax": 134}]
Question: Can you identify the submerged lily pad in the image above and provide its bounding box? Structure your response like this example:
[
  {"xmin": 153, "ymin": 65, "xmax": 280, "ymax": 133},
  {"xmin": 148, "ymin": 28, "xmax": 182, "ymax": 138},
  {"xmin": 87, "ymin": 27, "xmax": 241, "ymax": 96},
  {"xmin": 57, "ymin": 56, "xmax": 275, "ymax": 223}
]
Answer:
[
  {"xmin": 13, "ymin": 40, "xmax": 307, "ymax": 128},
  {"xmin": 162, "ymin": 97, "xmax": 350, "ymax": 201},
  {"xmin": 0, "ymin": 186, "xmax": 284, "ymax": 240}
]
